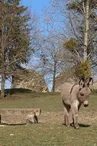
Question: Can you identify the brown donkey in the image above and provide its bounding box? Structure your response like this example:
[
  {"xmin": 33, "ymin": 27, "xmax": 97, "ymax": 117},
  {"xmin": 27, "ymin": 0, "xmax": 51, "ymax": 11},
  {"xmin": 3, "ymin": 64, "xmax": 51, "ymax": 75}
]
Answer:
[{"xmin": 61, "ymin": 77, "xmax": 93, "ymax": 129}]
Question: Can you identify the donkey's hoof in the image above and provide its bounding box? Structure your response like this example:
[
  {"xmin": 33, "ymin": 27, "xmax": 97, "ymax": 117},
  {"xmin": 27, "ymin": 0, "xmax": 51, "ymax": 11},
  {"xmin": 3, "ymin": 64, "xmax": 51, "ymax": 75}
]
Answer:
[
  {"xmin": 66, "ymin": 124, "xmax": 70, "ymax": 128},
  {"xmin": 74, "ymin": 125, "xmax": 79, "ymax": 129},
  {"xmin": 70, "ymin": 122, "xmax": 74, "ymax": 127},
  {"xmin": 75, "ymin": 126, "xmax": 79, "ymax": 129}
]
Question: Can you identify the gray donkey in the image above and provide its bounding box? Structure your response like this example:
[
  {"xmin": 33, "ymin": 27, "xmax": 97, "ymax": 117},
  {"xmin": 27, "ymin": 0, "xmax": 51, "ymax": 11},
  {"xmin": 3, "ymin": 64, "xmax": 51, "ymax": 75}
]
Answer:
[{"xmin": 61, "ymin": 77, "xmax": 93, "ymax": 129}]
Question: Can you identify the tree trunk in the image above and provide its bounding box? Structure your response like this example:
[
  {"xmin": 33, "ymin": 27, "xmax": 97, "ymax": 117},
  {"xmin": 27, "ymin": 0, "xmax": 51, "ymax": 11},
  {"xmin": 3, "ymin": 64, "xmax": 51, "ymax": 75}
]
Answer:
[
  {"xmin": 11, "ymin": 75, "xmax": 15, "ymax": 89},
  {"xmin": 1, "ymin": 31, "xmax": 5, "ymax": 98},
  {"xmin": 83, "ymin": 0, "xmax": 90, "ymax": 61},
  {"xmin": 1, "ymin": 71, "xmax": 5, "ymax": 98},
  {"xmin": 52, "ymin": 60, "xmax": 56, "ymax": 92}
]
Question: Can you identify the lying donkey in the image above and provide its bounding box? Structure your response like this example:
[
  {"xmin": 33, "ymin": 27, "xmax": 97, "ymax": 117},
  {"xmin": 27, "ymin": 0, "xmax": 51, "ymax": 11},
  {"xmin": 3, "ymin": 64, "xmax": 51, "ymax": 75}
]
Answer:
[{"xmin": 61, "ymin": 77, "xmax": 93, "ymax": 129}]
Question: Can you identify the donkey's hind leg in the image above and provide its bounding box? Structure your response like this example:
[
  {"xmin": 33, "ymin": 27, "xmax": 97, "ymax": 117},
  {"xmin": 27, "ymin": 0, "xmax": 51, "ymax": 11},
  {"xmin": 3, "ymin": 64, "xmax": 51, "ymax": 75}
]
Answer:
[{"xmin": 64, "ymin": 104, "xmax": 70, "ymax": 127}]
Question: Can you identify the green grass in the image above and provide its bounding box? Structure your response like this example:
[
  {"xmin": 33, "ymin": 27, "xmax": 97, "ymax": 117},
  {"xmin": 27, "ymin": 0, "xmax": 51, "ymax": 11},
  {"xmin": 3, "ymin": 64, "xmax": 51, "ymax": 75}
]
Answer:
[
  {"xmin": 0, "ymin": 91, "xmax": 97, "ymax": 146},
  {"xmin": 0, "ymin": 92, "xmax": 62, "ymax": 112},
  {"xmin": 0, "ymin": 124, "xmax": 97, "ymax": 146}
]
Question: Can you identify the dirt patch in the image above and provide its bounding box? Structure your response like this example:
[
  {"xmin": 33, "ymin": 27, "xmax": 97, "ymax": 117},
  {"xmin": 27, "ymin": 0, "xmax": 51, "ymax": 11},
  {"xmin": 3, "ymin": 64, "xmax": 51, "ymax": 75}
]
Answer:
[
  {"xmin": 39, "ymin": 110, "xmax": 97, "ymax": 126},
  {"xmin": 39, "ymin": 111, "xmax": 63, "ymax": 124}
]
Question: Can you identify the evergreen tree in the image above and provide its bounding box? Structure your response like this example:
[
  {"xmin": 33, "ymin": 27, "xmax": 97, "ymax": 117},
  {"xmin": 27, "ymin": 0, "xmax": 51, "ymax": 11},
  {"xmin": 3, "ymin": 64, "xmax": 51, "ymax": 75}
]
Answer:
[{"xmin": 0, "ymin": 0, "xmax": 31, "ymax": 98}]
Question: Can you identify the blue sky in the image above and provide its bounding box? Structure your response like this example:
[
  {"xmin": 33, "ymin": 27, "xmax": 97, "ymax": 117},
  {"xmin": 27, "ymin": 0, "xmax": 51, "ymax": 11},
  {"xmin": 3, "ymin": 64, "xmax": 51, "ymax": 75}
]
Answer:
[{"xmin": 21, "ymin": 0, "xmax": 50, "ymax": 14}]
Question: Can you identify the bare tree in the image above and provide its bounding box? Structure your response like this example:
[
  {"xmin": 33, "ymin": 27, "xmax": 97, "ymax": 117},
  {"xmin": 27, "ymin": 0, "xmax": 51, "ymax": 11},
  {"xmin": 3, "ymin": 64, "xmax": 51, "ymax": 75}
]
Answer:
[
  {"xmin": 48, "ymin": 0, "xmax": 97, "ymax": 78},
  {"xmin": 36, "ymin": 30, "xmax": 68, "ymax": 92}
]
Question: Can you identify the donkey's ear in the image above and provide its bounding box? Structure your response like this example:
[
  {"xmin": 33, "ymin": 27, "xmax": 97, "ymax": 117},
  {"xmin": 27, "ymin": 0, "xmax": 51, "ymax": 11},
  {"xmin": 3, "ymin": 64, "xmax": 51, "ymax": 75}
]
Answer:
[
  {"xmin": 79, "ymin": 77, "xmax": 85, "ymax": 88},
  {"xmin": 86, "ymin": 77, "xmax": 93, "ymax": 87}
]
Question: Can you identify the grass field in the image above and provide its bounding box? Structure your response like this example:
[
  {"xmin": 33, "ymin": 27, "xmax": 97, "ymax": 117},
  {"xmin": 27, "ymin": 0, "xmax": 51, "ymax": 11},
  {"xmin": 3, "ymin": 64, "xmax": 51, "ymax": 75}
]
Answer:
[{"xmin": 0, "ymin": 90, "xmax": 97, "ymax": 146}]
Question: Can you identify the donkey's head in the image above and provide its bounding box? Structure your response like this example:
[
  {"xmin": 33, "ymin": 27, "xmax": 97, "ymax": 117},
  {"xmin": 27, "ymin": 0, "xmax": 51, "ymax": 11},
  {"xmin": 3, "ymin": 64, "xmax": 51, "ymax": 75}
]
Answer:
[{"xmin": 77, "ymin": 77, "xmax": 93, "ymax": 107}]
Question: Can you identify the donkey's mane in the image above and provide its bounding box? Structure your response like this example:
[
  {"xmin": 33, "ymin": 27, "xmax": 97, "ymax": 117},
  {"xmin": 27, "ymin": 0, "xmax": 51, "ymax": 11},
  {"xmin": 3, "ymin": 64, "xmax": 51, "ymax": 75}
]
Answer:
[{"xmin": 70, "ymin": 83, "xmax": 78, "ymax": 94}]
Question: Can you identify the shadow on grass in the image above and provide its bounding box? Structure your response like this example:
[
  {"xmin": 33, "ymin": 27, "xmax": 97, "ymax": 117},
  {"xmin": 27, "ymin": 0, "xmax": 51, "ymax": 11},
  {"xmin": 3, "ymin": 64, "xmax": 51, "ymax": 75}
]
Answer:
[
  {"xmin": 0, "ymin": 122, "xmax": 41, "ymax": 126},
  {"xmin": 62, "ymin": 123, "xmax": 91, "ymax": 128},
  {"xmin": 1, "ymin": 123, "xmax": 26, "ymax": 126},
  {"xmin": 79, "ymin": 123, "xmax": 91, "ymax": 128},
  {"xmin": 4, "ymin": 88, "xmax": 33, "ymax": 97}
]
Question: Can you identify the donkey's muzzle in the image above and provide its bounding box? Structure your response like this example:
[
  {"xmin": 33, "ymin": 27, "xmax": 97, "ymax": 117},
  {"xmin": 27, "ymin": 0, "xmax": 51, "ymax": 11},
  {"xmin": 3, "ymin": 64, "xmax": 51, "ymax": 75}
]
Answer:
[{"xmin": 84, "ymin": 100, "xmax": 88, "ymax": 107}]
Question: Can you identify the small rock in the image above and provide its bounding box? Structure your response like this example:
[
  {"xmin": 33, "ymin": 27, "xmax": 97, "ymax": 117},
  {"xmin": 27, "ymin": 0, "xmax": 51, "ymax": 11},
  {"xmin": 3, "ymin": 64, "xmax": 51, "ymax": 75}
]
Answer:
[{"xmin": 10, "ymin": 134, "xmax": 14, "ymax": 136}]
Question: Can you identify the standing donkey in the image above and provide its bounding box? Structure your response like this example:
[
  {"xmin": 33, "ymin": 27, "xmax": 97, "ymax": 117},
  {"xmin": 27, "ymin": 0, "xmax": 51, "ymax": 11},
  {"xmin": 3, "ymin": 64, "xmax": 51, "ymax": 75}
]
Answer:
[{"xmin": 61, "ymin": 77, "xmax": 93, "ymax": 129}]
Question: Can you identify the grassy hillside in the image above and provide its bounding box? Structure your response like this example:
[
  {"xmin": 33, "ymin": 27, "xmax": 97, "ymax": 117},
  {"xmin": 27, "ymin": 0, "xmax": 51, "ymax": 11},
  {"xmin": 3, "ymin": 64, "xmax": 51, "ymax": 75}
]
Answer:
[{"xmin": 0, "ymin": 90, "xmax": 97, "ymax": 146}]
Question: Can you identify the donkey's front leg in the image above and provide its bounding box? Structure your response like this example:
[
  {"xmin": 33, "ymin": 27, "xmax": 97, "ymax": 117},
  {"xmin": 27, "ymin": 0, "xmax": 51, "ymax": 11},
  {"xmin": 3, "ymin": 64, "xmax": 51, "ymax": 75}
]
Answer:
[
  {"xmin": 71, "ymin": 100, "xmax": 79, "ymax": 129},
  {"xmin": 64, "ymin": 105, "xmax": 70, "ymax": 127},
  {"xmin": 71, "ymin": 103, "xmax": 81, "ymax": 127}
]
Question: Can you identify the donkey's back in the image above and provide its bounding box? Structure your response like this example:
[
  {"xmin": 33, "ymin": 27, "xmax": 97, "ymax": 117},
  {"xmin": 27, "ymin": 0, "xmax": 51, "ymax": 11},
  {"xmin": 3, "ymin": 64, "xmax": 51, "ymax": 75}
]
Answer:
[{"xmin": 61, "ymin": 82, "xmax": 76, "ymax": 105}]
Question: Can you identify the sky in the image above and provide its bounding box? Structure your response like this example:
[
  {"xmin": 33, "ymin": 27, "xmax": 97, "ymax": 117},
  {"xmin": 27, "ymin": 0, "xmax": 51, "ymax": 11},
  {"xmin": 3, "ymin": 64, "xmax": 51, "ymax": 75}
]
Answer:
[{"xmin": 21, "ymin": 0, "xmax": 50, "ymax": 14}]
